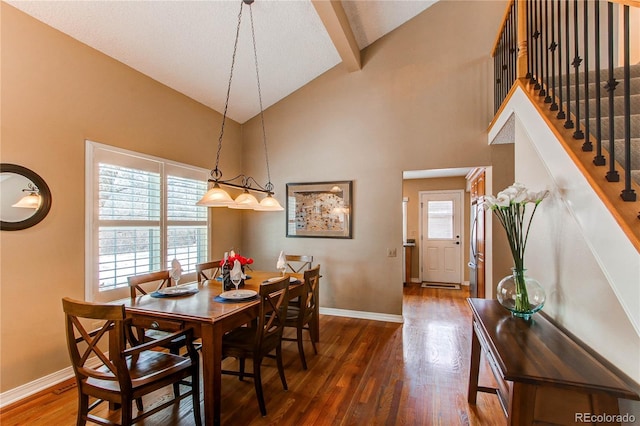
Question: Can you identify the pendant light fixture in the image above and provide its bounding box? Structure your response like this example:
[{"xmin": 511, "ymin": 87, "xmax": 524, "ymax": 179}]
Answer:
[{"xmin": 197, "ymin": 0, "xmax": 283, "ymax": 211}]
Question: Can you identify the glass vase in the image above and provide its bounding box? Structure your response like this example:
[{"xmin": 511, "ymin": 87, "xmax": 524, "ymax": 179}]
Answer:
[{"xmin": 496, "ymin": 268, "xmax": 545, "ymax": 320}]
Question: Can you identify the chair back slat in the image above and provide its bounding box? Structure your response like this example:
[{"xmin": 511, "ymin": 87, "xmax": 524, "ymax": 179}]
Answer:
[
  {"xmin": 301, "ymin": 265, "xmax": 321, "ymax": 323},
  {"xmin": 127, "ymin": 270, "xmax": 171, "ymax": 298},
  {"xmin": 196, "ymin": 260, "xmax": 223, "ymax": 284},
  {"xmin": 256, "ymin": 276, "xmax": 290, "ymax": 348},
  {"xmin": 285, "ymin": 254, "xmax": 313, "ymax": 273}
]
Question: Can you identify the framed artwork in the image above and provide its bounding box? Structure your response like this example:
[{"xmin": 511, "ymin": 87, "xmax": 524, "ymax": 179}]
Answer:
[{"xmin": 286, "ymin": 181, "xmax": 352, "ymax": 238}]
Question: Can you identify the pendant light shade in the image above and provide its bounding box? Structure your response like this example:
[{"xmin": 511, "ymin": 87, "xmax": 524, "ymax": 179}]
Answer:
[
  {"xmin": 229, "ymin": 190, "xmax": 260, "ymax": 209},
  {"xmin": 196, "ymin": 183, "xmax": 235, "ymax": 207},
  {"xmin": 195, "ymin": 0, "xmax": 282, "ymax": 212},
  {"xmin": 255, "ymin": 194, "xmax": 284, "ymax": 211}
]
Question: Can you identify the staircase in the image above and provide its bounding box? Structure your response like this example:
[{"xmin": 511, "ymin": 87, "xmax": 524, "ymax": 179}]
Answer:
[{"xmin": 557, "ymin": 64, "xmax": 640, "ymax": 186}]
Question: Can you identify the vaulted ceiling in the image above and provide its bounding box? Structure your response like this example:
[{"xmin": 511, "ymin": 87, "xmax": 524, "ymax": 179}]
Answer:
[{"xmin": 8, "ymin": 0, "xmax": 438, "ymax": 123}]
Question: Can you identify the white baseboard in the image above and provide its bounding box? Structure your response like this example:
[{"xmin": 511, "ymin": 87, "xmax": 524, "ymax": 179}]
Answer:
[
  {"xmin": 0, "ymin": 366, "xmax": 74, "ymax": 409},
  {"xmin": 0, "ymin": 356, "xmax": 104, "ymax": 409},
  {"xmin": 320, "ymin": 307, "xmax": 404, "ymax": 323}
]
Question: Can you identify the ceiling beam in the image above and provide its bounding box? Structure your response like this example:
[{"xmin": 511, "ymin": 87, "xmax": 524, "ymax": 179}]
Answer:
[{"xmin": 311, "ymin": 0, "xmax": 361, "ymax": 72}]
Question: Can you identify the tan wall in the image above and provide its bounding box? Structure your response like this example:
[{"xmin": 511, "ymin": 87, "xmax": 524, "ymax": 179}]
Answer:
[
  {"xmin": 402, "ymin": 177, "xmax": 470, "ymax": 280},
  {"xmin": 240, "ymin": 0, "xmax": 511, "ymax": 314},
  {"xmin": 0, "ymin": 4, "xmax": 242, "ymax": 392}
]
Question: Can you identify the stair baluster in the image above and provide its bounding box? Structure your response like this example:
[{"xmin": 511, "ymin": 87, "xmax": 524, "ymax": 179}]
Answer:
[
  {"xmin": 564, "ymin": 0, "xmax": 574, "ymax": 129},
  {"xmin": 593, "ymin": 0, "xmax": 605, "ymax": 166},
  {"xmin": 605, "ymin": 2, "xmax": 619, "ymax": 183},
  {"xmin": 556, "ymin": 0, "xmax": 566, "ymax": 120},
  {"xmin": 572, "ymin": 0, "xmax": 585, "ymax": 140},
  {"xmin": 620, "ymin": 5, "xmax": 636, "ymax": 202},
  {"xmin": 582, "ymin": 0, "xmax": 591, "ymax": 150},
  {"xmin": 543, "ymin": 0, "xmax": 552, "ymax": 103}
]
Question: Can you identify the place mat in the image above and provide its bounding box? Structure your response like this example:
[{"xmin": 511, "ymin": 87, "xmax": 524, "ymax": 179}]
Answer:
[
  {"xmin": 150, "ymin": 288, "xmax": 199, "ymax": 298},
  {"xmin": 213, "ymin": 295, "xmax": 259, "ymax": 303}
]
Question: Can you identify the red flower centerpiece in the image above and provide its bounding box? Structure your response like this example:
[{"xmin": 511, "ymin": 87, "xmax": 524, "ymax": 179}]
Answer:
[
  {"xmin": 220, "ymin": 253, "xmax": 254, "ymax": 268},
  {"xmin": 220, "ymin": 251, "xmax": 253, "ymax": 290}
]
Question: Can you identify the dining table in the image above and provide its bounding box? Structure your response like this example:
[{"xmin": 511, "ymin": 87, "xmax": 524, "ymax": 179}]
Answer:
[{"xmin": 112, "ymin": 270, "xmax": 316, "ymax": 426}]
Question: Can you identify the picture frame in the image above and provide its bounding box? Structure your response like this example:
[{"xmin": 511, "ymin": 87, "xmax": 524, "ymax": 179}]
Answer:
[{"xmin": 286, "ymin": 181, "xmax": 352, "ymax": 239}]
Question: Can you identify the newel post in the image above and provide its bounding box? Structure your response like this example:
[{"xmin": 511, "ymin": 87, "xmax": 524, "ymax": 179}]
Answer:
[{"xmin": 517, "ymin": 0, "xmax": 528, "ymax": 79}]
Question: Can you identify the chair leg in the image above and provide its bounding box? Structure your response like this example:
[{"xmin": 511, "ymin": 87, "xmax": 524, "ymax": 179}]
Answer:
[
  {"xmin": 239, "ymin": 357, "xmax": 246, "ymax": 381},
  {"xmin": 191, "ymin": 376, "xmax": 202, "ymax": 426},
  {"xmin": 253, "ymin": 358, "xmax": 267, "ymax": 416},
  {"xmin": 276, "ymin": 344, "xmax": 288, "ymax": 390},
  {"xmin": 121, "ymin": 398, "xmax": 133, "ymax": 426},
  {"xmin": 308, "ymin": 326, "xmax": 318, "ymax": 354},
  {"xmin": 296, "ymin": 326, "xmax": 307, "ymax": 370},
  {"xmin": 135, "ymin": 397, "xmax": 144, "ymax": 412},
  {"xmin": 77, "ymin": 392, "xmax": 89, "ymax": 426},
  {"xmin": 173, "ymin": 383, "xmax": 181, "ymax": 398}
]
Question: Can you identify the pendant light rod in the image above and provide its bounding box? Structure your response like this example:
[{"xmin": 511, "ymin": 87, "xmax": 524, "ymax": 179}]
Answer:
[
  {"xmin": 248, "ymin": 2, "xmax": 274, "ymax": 194},
  {"xmin": 197, "ymin": 0, "xmax": 283, "ymax": 210},
  {"xmin": 211, "ymin": 0, "xmax": 244, "ymax": 181}
]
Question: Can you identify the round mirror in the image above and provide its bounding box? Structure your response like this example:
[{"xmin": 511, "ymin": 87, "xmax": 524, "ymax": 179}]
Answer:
[{"xmin": 0, "ymin": 164, "xmax": 52, "ymax": 231}]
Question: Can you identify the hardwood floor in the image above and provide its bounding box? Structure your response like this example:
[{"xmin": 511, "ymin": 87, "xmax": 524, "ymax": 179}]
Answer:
[{"xmin": 1, "ymin": 284, "xmax": 505, "ymax": 425}]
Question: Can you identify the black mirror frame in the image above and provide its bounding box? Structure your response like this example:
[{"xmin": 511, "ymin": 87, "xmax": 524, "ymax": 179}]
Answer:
[{"xmin": 0, "ymin": 164, "xmax": 52, "ymax": 231}]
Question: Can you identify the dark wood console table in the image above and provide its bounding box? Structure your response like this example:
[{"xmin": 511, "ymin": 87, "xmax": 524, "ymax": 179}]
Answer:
[{"xmin": 467, "ymin": 298, "xmax": 639, "ymax": 425}]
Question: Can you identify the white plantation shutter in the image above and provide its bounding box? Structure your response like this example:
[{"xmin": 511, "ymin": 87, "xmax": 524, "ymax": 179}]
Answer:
[
  {"xmin": 87, "ymin": 142, "xmax": 209, "ymax": 300},
  {"xmin": 166, "ymin": 172, "xmax": 208, "ymax": 274},
  {"xmin": 98, "ymin": 163, "xmax": 162, "ymax": 291}
]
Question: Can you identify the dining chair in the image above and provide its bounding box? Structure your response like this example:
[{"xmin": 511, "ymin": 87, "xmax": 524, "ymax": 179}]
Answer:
[
  {"xmin": 127, "ymin": 270, "xmax": 172, "ymax": 298},
  {"xmin": 196, "ymin": 259, "xmax": 223, "ymax": 284},
  {"xmin": 284, "ymin": 254, "xmax": 313, "ymax": 273},
  {"xmin": 62, "ymin": 297, "xmax": 201, "ymax": 426},
  {"xmin": 127, "ymin": 271, "xmax": 186, "ymax": 357},
  {"xmin": 221, "ymin": 275, "xmax": 290, "ymax": 416},
  {"xmin": 282, "ymin": 265, "xmax": 320, "ymax": 370}
]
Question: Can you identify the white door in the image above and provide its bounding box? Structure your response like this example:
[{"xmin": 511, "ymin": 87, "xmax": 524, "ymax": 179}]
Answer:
[{"xmin": 420, "ymin": 190, "xmax": 463, "ymax": 284}]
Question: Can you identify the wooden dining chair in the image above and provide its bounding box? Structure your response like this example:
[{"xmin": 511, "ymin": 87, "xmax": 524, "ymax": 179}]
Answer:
[
  {"xmin": 127, "ymin": 271, "xmax": 185, "ymax": 360},
  {"xmin": 282, "ymin": 265, "xmax": 320, "ymax": 370},
  {"xmin": 221, "ymin": 275, "xmax": 290, "ymax": 416},
  {"xmin": 196, "ymin": 260, "xmax": 223, "ymax": 284},
  {"xmin": 127, "ymin": 270, "xmax": 172, "ymax": 298},
  {"xmin": 62, "ymin": 297, "xmax": 201, "ymax": 426},
  {"xmin": 284, "ymin": 254, "xmax": 313, "ymax": 273}
]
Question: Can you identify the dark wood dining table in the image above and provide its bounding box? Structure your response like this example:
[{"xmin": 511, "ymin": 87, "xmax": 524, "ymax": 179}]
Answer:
[{"xmin": 113, "ymin": 270, "xmax": 316, "ymax": 426}]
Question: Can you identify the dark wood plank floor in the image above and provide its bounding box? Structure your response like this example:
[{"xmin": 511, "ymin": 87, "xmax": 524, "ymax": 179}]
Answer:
[{"xmin": 1, "ymin": 284, "xmax": 505, "ymax": 425}]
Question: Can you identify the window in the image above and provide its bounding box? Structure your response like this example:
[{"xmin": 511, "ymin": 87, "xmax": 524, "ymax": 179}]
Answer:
[
  {"xmin": 86, "ymin": 141, "xmax": 209, "ymax": 301},
  {"xmin": 427, "ymin": 200, "xmax": 453, "ymax": 239}
]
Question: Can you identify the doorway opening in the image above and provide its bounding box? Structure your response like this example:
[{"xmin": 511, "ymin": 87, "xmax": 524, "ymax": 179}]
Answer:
[{"xmin": 402, "ymin": 167, "xmax": 495, "ymax": 299}]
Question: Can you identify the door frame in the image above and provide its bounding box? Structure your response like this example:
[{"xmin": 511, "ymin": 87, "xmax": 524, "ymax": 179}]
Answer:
[{"xmin": 418, "ymin": 189, "xmax": 465, "ymax": 284}]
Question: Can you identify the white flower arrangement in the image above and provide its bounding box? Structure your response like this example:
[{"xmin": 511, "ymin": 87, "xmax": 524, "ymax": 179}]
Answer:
[{"xmin": 484, "ymin": 182, "xmax": 549, "ymax": 270}]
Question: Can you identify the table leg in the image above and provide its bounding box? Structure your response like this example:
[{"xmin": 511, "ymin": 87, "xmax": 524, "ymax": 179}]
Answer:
[
  {"xmin": 467, "ymin": 322, "xmax": 481, "ymax": 404},
  {"xmin": 201, "ymin": 323, "xmax": 223, "ymax": 426}
]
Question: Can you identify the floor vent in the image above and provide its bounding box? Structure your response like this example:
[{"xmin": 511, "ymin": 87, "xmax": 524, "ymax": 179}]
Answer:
[
  {"xmin": 421, "ymin": 282, "xmax": 461, "ymax": 290},
  {"xmin": 52, "ymin": 381, "xmax": 77, "ymax": 395}
]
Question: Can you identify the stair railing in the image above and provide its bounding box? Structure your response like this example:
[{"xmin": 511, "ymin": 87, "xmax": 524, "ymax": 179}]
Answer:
[{"xmin": 493, "ymin": 0, "xmax": 639, "ymax": 214}]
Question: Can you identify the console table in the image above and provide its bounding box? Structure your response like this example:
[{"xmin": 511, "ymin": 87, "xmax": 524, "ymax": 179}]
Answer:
[{"xmin": 467, "ymin": 298, "xmax": 639, "ymax": 425}]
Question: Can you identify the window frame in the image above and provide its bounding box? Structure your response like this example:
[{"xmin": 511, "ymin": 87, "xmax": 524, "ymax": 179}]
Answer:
[{"xmin": 85, "ymin": 140, "xmax": 210, "ymax": 302}]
